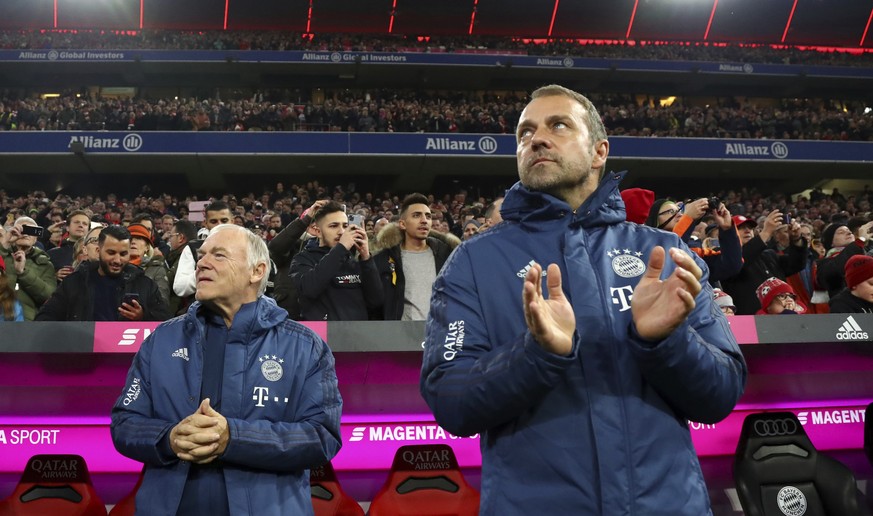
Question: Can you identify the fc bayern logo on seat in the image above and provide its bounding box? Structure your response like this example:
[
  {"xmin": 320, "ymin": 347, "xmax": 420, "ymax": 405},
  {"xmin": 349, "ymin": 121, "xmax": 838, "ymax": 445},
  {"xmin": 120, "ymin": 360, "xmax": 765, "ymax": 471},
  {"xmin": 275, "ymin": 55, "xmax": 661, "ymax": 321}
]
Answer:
[{"xmin": 776, "ymin": 486, "xmax": 807, "ymax": 516}]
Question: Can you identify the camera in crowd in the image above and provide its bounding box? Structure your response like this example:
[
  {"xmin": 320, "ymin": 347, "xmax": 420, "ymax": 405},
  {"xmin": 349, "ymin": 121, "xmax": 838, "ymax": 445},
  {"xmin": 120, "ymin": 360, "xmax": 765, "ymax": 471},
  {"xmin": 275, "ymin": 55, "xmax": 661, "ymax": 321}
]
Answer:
[{"xmin": 707, "ymin": 197, "xmax": 721, "ymax": 211}]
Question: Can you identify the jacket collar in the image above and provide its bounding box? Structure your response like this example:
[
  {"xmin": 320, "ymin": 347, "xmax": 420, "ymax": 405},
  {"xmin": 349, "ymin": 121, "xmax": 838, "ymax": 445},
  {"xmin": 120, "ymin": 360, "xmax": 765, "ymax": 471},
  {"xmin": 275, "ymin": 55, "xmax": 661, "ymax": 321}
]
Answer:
[
  {"xmin": 186, "ymin": 296, "xmax": 288, "ymax": 340},
  {"xmin": 501, "ymin": 170, "xmax": 628, "ymax": 229}
]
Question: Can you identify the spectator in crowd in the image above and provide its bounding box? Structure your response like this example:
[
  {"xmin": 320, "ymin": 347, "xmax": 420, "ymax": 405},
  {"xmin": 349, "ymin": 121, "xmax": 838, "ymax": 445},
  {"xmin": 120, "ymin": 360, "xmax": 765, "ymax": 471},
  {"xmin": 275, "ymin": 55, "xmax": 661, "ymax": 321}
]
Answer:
[
  {"xmin": 128, "ymin": 223, "xmax": 170, "ymax": 305},
  {"xmin": 712, "ymin": 288, "xmax": 736, "ymax": 316},
  {"xmin": 165, "ymin": 219, "xmax": 198, "ymax": 315},
  {"xmin": 829, "ymin": 255, "xmax": 873, "ymax": 313},
  {"xmin": 165, "ymin": 220, "xmax": 197, "ymax": 269},
  {"xmin": 374, "ymin": 193, "xmax": 460, "ymax": 320},
  {"xmin": 71, "ymin": 226, "xmax": 102, "ymax": 270},
  {"xmin": 290, "ymin": 201, "xmax": 382, "ymax": 320},
  {"xmin": 0, "ymin": 255, "xmax": 24, "ymax": 321},
  {"xmin": 36, "ymin": 225, "xmax": 169, "ymax": 321},
  {"xmin": 620, "ymin": 188, "xmax": 654, "ymax": 224},
  {"xmin": 721, "ymin": 212, "xmax": 807, "ymax": 314},
  {"xmin": 479, "ymin": 196, "xmax": 504, "ymax": 231},
  {"xmin": 111, "ymin": 224, "xmax": 341, "ymax": 515},
  {"xmin": 268, "ymin": 199, "xmax": 325, "ymax": 319},
  {"xmin": 0, "ymin": 217, "xmax": 57, "ymax": 320},
  {"xmin": 48, "ymin": 209, "xmax": 91, "ymax": 282},
  {"xmin": 815, "ymin": 220, "xmax": 873, "ymax": 299},
  {"xmin": 173, "ymin": 201, "xmax": 233, "ymax": 304},
  {"xmin": 462, "ymin": 219, "xmax": 480, "ymax": 240},
  {"xmin": 755, "ymin": 277, "xmax": 807, "ymax": 315},
  {"xmin": 645, "ymin": 197, "xmax": 742, "ymax": 285},
  {"xmin": 131, "ymin": 212, "xmax": 169, "ymax": 257},
  {"xmin": 421, "ymin": 84, "xmax": 745, "ymax": 515}
]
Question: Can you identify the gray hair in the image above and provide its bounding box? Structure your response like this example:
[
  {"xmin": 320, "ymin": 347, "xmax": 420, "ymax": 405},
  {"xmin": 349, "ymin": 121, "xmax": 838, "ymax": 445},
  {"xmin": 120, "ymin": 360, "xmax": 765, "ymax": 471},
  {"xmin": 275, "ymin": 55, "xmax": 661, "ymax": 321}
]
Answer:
[{"xmin": 210, "ymin": 224, "xmax": 270, "ymax": 296}]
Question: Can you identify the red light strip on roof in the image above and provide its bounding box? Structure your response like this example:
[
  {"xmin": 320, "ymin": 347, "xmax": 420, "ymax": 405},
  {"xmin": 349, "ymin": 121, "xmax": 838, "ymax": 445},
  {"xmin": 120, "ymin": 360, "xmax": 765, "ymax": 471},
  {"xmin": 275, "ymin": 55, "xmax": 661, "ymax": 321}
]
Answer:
[
  {"xmin": 781, "ymin": 0, "xmax": 798, "ymax": 43},
  {"xmin": 140, "ymin": 0, "xmax": 144, "ymax": 29},
  {"xmin": 468, "ymin": 0, "xmax": 479, "ymax": 35},
  {"xmin": 223, "ymin": 0, "xmax": 229, "ymax": 29},
  {"xmin": 548, "ymin": 0, "xmax": 560, "ymax": 37},
  {"xmin": 861, "ymin": 7, "xmax": 873, "ymax": 46},
  {"xmin": 307, "ymin": 0, "xmax": 313, "ymax": 33},
  {"xmin": 389, "ymin": 0, "xmax": 397, "ymax": 33},
  {"xmin": 704, "ymin": 0, "xmax": 718, "ymax": 40},
  {"xmin": 626, "ymin": 0, "xmax": 639, "ymax": 39},
  {"xmin": 53, "ymin": 0, "xmax": 57, "ymax": 28}
]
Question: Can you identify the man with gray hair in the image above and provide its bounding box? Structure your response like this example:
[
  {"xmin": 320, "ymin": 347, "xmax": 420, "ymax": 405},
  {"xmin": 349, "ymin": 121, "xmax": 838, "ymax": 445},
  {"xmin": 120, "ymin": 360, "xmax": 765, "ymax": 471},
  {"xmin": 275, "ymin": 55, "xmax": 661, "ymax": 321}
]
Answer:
[
  {"xmin": 111, "ymin": 224, "xmax": 342, "ymax": 515},
  {"xmin": 0, "ymin": 216, "xmax": 57, "ymax": 320}
]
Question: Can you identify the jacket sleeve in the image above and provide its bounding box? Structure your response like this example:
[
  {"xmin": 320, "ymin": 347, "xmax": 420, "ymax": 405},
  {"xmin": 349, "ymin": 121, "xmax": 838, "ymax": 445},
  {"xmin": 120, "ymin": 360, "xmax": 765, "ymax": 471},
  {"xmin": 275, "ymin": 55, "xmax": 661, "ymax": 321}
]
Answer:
[
  {"xmin": 142, "ymin": 276, "xmax": 171, "ymax": 322},
  {"xmin": 705, "ymin": 225, "xmax": 744, "ymax": 282},
  {"xmin": 268, "ymin": 217, "xmax": 310, "ymax": 266},
  {"xmin": 359, "ymin": 256, "xmax": 384, "ymax": 310},
  {"xmin": 420, "ymin": 245, "xmax": 578, "ymax": 437},
  {"xmin": 34, "ymin": 278, "xmax": 71, "ymax": 321},
  {"xmin": 627, "ymin": 249, "xmax": 747, "ymax": 424},
  {"xmin": 776, "ymin": 240, "xmax": 808, "ymax": 277},
  {"xmin": 172, "ymin": 246, "xmax": 197, "ymax": 297},
  {"xmin": 17, "ymin": 257, "xmax": 57, "ymax": 304},
  {"xmin": 220, "ymin": 335, "xmax": 342, "ymax": 471},
  {"xmin": 290, "ymin": 246, "xmax": 348, "ymax": 300},
  {"xmin": 110, "ymin": 334, "xmax": 178, "ymax": 466}
]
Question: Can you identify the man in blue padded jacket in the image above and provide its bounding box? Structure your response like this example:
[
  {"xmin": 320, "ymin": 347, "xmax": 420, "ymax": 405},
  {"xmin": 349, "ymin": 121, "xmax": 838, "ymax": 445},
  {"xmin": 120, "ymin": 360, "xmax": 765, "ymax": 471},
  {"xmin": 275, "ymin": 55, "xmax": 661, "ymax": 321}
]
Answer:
[
  {"xmin": 111, "ymin": 224, "xmax": 342, "ymax": 515},
  {"xmin": 421, "ymin": 84, "xmax": 747, "ymax": 515}
]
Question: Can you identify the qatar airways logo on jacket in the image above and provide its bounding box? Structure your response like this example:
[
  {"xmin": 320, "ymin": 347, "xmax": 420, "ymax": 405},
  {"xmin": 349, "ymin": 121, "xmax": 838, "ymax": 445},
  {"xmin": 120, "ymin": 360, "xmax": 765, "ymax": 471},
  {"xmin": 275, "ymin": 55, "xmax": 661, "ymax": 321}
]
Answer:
[
  {"xmin": 335, "ymin": 274, "xmax": 361, "ymax": 285},
  {"xmin": 442, "ymin": 320, "xmax": 465, "ymax": 361}
]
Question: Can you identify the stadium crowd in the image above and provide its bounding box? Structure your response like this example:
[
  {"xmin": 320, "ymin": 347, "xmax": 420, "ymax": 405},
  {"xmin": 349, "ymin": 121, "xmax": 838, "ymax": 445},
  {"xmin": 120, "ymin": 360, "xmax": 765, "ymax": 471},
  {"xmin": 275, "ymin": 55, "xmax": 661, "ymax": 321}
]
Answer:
[
  {"xmin": 2, "ymin": 180, "xmax": 872, "ymax": 323},
  {"xmin": 1, "ymin": 91, "xmax": 871, "ymax": 141},
  {"xmin": 2, "ymin": 29, "xmax": 871, "ymax": 67}
]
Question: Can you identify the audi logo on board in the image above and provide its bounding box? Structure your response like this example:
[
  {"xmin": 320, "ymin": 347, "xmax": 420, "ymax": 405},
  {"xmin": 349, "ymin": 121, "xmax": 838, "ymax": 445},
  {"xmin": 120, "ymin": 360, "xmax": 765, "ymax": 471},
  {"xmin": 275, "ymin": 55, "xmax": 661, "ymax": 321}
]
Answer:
[{"xmin": 753, "ymin": 418, "xmax": 798, "ymax": 437}]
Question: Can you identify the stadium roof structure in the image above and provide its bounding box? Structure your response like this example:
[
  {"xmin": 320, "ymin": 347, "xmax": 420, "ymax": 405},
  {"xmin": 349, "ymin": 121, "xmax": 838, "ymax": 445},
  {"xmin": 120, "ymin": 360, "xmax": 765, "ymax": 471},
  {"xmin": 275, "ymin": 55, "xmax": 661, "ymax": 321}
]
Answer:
[{"xmin": 1, "ymin": 0, "xmax": 872, "ymax": 49}]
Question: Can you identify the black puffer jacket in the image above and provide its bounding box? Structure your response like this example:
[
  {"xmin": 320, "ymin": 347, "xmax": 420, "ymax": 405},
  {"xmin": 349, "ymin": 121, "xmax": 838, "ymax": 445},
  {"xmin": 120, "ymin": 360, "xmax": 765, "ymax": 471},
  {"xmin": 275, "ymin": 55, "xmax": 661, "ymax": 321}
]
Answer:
[{"xmin": 36, "ymin": 262, "xmax": 169, "ymax": 321}]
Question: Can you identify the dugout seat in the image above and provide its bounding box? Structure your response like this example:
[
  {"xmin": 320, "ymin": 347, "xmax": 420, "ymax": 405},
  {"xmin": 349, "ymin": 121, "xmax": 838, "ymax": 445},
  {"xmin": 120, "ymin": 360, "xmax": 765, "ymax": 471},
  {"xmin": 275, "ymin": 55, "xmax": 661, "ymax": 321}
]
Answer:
[
  {"xmin": 733, "ymin": 411, "xmax": 865, "ymax": 516},
  {"xmin": 0, "ymin": 454, "xmax": 106, "ymax": 516},
  {"xmin": 367, "ymin": 444, "xmax": 478, "ymax": 516},
  {"xmin": 107, "ymin": 469, "xmax": 144, "ymax": 516},
  {"xmin": 310, "ymin": 461, "xmax": 363, "ymax": 516}
]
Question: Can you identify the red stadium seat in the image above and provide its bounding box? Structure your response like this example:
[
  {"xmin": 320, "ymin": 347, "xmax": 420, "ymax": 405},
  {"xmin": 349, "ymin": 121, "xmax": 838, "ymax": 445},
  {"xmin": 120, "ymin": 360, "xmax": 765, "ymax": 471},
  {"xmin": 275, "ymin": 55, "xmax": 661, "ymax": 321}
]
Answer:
[
  {"xmin": 310, "ymin": 461, "xmax": 363, "ymax": 516},
  {"xmin": 0, "ymin": 454, "xmax": 107, "ymax": 516},
  {"xmin": 368, "ymin": 444, "xmax": 479, "ymax": 516},
  {"xmin": 107, "ymin": 469, "xmax": 144, "ymax": 516}
]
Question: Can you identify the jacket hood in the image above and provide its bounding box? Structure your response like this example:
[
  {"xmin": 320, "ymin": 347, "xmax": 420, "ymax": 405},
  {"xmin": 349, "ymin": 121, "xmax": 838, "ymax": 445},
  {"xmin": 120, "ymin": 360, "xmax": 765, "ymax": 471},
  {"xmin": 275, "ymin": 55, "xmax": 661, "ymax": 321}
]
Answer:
[
  {"xmin": 501, "ymin": 170, "xmax": 628, "ymax": 229},
  {"xmin": 186, "ymin": 296, "xmax": 289, "ymax": 336},
  {"xmin": 374, "ymin": 223, "xmax": 461, "ymax": 253}
]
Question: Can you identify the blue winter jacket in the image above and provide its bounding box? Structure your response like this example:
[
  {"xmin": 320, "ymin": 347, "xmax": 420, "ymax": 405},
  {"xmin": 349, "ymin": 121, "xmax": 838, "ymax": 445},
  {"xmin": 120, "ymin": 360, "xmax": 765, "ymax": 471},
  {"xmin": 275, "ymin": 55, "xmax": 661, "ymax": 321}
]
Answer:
[
  {"xmin": 111, "ymin": 296, "xmax": 342, "ymax": 516},
  {"xmin": 421, "ymin": 172, "xmax": 747, "ymax": 516}
]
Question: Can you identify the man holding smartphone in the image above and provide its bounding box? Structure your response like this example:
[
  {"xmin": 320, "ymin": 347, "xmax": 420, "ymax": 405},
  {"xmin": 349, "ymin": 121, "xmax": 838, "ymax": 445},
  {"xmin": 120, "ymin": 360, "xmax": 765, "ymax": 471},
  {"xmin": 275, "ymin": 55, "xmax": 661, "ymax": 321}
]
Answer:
[
  {"xmin": 36, "ymin": 224, "xmax": 169, "ymax": 321},
  {"xmin": 289, "ymin": 201, "xmax": 383, "ymax": 320},
  {"xmin": 0, "ymin": 216, "xmax": 57, "ymax": 320}
]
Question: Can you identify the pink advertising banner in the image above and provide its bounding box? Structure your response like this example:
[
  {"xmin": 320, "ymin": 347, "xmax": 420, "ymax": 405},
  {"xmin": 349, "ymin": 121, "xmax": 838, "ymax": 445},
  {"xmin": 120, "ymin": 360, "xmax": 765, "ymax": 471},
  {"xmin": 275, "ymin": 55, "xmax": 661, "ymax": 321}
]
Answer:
[
  {"xmin": 726, "ymin": 315, "xmax": 758, "ymax": 344},
  {"xmin": 92, "ymin": 321, "xmax": 328, "ymax": 353},
  {"xmin": 0, "ymin": 404, "xmax": 866, "ymax": 475}
]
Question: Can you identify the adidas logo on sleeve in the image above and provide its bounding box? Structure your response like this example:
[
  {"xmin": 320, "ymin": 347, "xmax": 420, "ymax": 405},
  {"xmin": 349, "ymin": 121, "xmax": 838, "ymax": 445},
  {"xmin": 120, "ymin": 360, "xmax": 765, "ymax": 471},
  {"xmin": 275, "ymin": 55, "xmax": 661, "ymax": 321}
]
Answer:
[{"xmin": 835, "ymin": 316, "xmax": 868, "ymax": 340}]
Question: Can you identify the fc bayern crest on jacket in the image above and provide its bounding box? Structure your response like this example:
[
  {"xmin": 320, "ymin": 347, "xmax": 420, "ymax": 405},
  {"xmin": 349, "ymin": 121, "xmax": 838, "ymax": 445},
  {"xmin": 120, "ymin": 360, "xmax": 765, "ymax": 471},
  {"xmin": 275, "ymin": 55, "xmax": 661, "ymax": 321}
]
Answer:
[{"xmin": 259, "ymin": 355, "xmax": 284, "ymax": 381}]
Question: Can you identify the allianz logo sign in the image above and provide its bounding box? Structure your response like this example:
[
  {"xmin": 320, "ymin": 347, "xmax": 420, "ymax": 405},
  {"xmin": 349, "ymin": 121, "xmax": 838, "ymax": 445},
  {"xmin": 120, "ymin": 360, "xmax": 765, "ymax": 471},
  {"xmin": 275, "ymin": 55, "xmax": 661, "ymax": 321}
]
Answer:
[
  {"xmin": 425, "ymin": 136, "xmax": 498, "ymax": 154},
  {"xmin": 68, "ymin": 133, "xmax": 143, "ymax": 152},
  {"xmin": 724, "ymin": 141, "xmax": 788, "ymax": 159},
  {"xmin": 796, "ymin": 409, "xmax": 866, "ymax": 426}
]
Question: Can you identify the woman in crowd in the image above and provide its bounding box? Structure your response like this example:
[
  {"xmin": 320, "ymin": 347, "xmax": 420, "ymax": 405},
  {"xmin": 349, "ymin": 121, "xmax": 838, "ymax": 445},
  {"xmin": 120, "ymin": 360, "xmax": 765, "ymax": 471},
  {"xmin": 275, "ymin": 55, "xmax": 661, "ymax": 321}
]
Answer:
[{"xmin": 127, "ymin": 223, "xmax": 170, "ymax": 305}]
